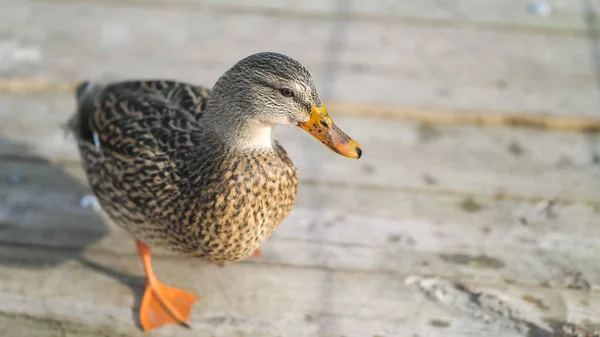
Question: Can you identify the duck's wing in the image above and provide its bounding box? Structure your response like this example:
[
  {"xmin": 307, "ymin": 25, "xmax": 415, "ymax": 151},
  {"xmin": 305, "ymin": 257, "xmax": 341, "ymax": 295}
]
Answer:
[
  {"xmin": 86, "ymin": 80, "xmax": 211, "ymax": 119},
  {"xmin": 72, "ymin": 80, "xmax": 207, "ymax": 159},
  {"xmin": 69, "ymin": 80, "xmax": 207, "ymax": 225}
]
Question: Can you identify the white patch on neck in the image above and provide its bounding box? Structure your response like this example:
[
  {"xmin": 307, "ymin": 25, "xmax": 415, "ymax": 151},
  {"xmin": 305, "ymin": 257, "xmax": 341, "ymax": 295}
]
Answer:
[{"xmin": 239, "ymin": 124, "xmax": 273, "ymax": 150}]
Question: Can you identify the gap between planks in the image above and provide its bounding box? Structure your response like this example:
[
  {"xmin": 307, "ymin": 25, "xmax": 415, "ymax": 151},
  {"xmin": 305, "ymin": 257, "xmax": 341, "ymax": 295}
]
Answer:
[{"xmin": 1, "ymin": 78, "xmax": 600, "ymax": 133}]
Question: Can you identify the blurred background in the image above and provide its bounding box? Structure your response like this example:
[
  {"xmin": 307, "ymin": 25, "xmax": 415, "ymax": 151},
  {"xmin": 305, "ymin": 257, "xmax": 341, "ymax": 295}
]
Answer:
[{"xmin": 1, "ymin": 1, "xmax": 600, "ymax": 336}]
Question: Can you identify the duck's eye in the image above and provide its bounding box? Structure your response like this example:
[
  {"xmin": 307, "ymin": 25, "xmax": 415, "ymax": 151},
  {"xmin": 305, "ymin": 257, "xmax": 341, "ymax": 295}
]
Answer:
[{"xmin": 280, "ymin": 88, "xmax": 294, "ymax": 97}]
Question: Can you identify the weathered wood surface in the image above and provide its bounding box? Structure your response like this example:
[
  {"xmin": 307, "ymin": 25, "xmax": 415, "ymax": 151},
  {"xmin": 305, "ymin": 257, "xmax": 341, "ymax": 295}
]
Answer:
[
  {"xmin": 2, "ymin": 159, "xmax": 600, "ymax": 284},
  {"xmin": 2, "ymin": 155, "xmax": 600, "ymax": 337},
  {"xmin": 2, "ymin": 94, "xmax": 600, "ymax": 203},
  {"xmin": 2, "ymin": 0, "xmax": 600, "ymax": 336},
  {"xmin": 2, "ymin": 1, "xmax": 600, "ymax": 117},
  {"xmin": 32, "ymin": 0, "xmax": 596, "ymax": 31},
  {"xmin": 1, "ymin": 93, "xmax": 600, "ymax": 336}
]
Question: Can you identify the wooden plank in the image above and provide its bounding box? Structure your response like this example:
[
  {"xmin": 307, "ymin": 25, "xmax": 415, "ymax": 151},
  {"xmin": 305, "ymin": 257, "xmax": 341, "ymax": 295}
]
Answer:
[
  {"xmin": 0, "ymin": 311, "xmax": 133, "ymax": 337},
  {"xmin": 346, "ymin": 0, "xmax": 591, "ymax": 32},
  {"xmin": 1, "ymin": 1, "xmax": 598, "ymax": 117},
  {"xmin": 2, "ymin": 160, "xmax": 600, "ymax": 289},
  {"xmin": 1, "ymin": 94, "xmax": 599, "ymax": 202},
  {"xmin": 1, "ymin": 244, "xmax": 599, "ymax": 337},
  {"xmin": 3, "ymin": 80, "xmax": 600, "ymax": 132},
  {"xmin": 35, "ymin": 0, "xmax": 594, "ymax": 32}
]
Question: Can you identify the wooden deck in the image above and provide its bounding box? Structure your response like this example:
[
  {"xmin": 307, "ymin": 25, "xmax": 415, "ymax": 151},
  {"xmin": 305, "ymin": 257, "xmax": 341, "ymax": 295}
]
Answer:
[{"xmin": 1, "ymin": 1, "xmax": 600, "ymax": 336}]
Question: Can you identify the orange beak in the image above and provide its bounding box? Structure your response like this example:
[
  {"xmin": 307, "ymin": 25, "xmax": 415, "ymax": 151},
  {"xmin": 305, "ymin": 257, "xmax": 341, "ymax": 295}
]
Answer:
[{"xmin": 298, "ymin": 104, "xmax": 362, "ymax": 159}]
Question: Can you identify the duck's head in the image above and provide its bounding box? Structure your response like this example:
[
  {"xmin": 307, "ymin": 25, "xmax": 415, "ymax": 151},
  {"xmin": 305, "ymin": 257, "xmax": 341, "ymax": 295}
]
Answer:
[{"xmin": 206, "ymin": 52, "xmax": 362, "ymax": 159}]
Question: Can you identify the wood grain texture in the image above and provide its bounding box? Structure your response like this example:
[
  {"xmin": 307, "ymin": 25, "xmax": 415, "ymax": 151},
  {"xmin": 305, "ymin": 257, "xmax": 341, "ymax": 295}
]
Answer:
[
  {"xmin": 1, "ymin": 158, "xmax": 599, "ymax": 336},
  {"xmin": 4, "ymin": 80, "xmax": 600, "ymax": 132},
  {"xmin": 2, "ymin": 244, "xmax": 599, "ymax": 337},
  {"xmin": 1, "ymin": 160, "xmax": 599, "ymax": 286},
  {"xmin": 1, "ymin": 94, "xmax": 599, "ymax": 203},
  {"xmin": 1, "ymin": 1, "xmax": 599, "ymax": 117},
  {"xmin": 33, "ymin": 0, "xmax": 596, "ymax": 32}
]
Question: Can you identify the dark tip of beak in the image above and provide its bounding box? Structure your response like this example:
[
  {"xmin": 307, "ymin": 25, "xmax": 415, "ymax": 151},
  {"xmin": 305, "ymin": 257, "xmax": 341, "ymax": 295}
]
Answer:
[{"xmin": 355, "ymin": 147, "xmax": 362, "ymax": 159}]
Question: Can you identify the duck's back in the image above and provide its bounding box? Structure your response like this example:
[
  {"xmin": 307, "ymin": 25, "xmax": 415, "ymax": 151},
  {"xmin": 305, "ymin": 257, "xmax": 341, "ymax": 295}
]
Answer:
[{"xmin": 70, "ymin": 80, "xmax": 298, "ymax": 264}]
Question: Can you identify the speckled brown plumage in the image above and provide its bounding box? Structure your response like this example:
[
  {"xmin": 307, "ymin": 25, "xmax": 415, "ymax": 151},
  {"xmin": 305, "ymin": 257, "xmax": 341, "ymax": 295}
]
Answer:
[{"xmin": 72, "ymin": 78, "xmax": 298, "ymax": 265}]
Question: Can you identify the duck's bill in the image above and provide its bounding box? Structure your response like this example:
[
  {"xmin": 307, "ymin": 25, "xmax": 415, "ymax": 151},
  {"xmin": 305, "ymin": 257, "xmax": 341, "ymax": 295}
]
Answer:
[{"xmin": 298, "ymin": 104, "xmax": 362, "ymax": 159}]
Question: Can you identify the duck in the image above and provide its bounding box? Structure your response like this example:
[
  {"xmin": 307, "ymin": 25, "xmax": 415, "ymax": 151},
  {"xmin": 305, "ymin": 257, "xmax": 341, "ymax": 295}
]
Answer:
[{"xmin": 70, "ymin": 52, "xmax": 362, "ymax": 332}]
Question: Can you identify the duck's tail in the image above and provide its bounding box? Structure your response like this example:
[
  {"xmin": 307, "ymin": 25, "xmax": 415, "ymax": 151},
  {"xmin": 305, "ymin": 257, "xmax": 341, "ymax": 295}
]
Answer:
[{"xmin": 65, "ymin": 81, "xmax": 103, "ymax": 143}]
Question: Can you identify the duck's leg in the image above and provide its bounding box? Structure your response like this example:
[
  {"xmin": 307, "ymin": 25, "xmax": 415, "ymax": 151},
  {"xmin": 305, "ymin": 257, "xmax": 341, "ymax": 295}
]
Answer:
[
  {"xmin": 251, "ymin": 248, "xmax": 262, "ymax": 257},
  {"xmin": 136, "ymin": 240, "xmax": 198, "ymax": 331}
]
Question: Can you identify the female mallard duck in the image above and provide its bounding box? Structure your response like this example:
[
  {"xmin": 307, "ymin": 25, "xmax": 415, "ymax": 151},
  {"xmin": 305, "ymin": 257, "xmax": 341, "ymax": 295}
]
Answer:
[{"xmin": 71, "ymin": 52, "xmax": 362, "ymax": 331}]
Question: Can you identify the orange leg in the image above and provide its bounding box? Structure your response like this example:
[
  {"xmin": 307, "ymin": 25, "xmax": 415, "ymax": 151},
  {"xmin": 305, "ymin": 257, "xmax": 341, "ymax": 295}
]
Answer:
[
  {"xmin": 135, "ymin": 240, "xmax": 198, "ymax": 331},
  {"xmin": 251, "ymin": 248, "xmax": 262, "ymax": 257}
]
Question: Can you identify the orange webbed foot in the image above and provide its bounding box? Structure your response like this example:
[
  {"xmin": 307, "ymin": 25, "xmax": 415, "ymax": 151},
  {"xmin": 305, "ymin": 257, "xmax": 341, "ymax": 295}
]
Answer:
[
  {"xmin": 136, "ymin": 240, "xmax": 199, "ymax": 331},
  {"xmin": 139, "ymin": 279, "xmax": 198, "ymax": 331}
]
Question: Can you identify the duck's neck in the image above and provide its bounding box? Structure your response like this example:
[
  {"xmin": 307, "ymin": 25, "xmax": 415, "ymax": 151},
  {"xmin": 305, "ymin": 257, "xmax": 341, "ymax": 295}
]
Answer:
[
  {"xmin": 227, "ymin": 122, "xmax": 274, "ymax": 150},
  {"xmin": 202, "ymin": 71, "xmax": 275, "ymax": 151},
  {"xmin": 202, "ymin": 106, "xmax": 274, "ymax": 151}
]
